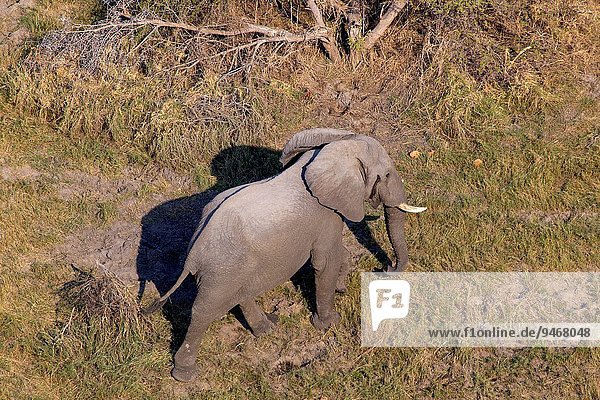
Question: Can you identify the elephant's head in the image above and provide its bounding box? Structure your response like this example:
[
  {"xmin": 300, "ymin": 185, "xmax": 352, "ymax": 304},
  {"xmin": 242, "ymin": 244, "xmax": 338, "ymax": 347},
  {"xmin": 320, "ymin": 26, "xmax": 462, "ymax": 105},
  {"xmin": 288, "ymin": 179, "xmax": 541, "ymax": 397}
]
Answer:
[{"xmin": 280, "ymin": 128, "xmax": 426, "ymax": 272}]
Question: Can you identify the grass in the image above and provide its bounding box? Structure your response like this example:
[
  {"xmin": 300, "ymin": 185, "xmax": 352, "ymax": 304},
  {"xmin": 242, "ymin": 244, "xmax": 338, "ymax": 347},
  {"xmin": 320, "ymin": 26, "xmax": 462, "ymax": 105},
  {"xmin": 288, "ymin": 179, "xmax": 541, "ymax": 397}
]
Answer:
[
  {"xmin": 403, "ymin": 130, "xmax": 599, "ymax": 272},
  {"xmin": 1, "ymin": 96, "xmax": 597, "ymax": 399},
  {"xmin": 0, "ymin": 0, "xmax": 599, "ymax": 398},
  {"xmin": 0, "ymin": 106, "xmax": 175, "ymax": 398}
]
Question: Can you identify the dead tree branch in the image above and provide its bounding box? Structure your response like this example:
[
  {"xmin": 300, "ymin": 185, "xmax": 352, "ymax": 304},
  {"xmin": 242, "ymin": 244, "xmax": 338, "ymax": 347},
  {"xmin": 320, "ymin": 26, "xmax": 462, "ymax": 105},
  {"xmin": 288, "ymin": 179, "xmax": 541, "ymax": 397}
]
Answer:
[
  {"xmin": 207, "ymin": 27, "xmax": 330, "ymax": 59},
  {"xmin": 307, "ymin": 0, "xmax": 327, "ymax": 27},
  {"xmin": 362, "ymin": 0, "xmax": 407, "ymax": 50},
  {"xmin": 36, "ymin": 0, "xmax": 411, "ymax": 73},
  {"xmin": 66, "ymin": 17, "xmax": 325, "ymax": 42},
  {"xmin": 37, "ymin": 10, "xmax": 334, "ymax": 74},
  {"xmin": 306, "ymin": 0, "xmax": 342, "ymax": 62}
]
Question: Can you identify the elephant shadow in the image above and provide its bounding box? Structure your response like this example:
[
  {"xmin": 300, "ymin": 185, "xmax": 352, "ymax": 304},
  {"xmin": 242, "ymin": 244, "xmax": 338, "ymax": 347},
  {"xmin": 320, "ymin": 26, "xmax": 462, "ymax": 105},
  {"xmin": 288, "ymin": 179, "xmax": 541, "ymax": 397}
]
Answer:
[{"xmin": 136, "ymin": 145, "xmax": 391, "ymax": 352}]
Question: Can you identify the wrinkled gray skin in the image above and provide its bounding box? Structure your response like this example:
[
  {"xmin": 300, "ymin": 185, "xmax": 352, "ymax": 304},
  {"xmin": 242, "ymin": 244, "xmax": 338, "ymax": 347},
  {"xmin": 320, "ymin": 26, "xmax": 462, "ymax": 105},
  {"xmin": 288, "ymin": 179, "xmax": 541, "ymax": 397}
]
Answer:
[{"xmin": 152, "ymin": 129, "xmax": 413, "ymax": 382}]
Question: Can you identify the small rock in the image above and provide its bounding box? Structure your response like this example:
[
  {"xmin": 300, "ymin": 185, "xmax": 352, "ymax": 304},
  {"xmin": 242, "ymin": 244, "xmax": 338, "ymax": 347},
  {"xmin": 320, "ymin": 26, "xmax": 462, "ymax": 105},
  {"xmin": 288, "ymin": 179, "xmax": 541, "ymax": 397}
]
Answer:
[{"xmin": 409, "ymin": 150, "xmax": 421, "ymax": 159}]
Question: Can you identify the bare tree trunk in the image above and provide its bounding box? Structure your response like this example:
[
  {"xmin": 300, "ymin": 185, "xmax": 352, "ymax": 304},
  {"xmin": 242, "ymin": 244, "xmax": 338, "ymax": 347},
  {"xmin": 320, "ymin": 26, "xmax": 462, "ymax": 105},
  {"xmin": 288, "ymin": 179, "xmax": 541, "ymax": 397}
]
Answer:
[
  {"xmin": 362, "ymin": 0, "xmax": 407, "ymax": 51},
  {"xmin": 307, "ymin": 0, "xmax": 342, "ymax": 62}
]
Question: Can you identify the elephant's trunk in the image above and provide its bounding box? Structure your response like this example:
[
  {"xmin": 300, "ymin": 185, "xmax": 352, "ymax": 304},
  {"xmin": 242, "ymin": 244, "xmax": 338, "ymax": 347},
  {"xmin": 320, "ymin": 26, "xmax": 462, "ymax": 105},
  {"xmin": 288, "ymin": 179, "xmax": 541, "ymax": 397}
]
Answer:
[{"xmin": 384, "ymin": 205, "xmax": 409, "ymax": 272}]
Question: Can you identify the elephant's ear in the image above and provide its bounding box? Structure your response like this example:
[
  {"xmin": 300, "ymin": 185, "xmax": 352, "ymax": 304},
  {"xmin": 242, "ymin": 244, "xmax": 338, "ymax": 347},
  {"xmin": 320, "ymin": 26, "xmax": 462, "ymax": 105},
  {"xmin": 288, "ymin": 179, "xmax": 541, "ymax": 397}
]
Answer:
[
  {"xmin": 280, "ymin": 128, "xmax": 356, "ymax": 167},
  {"xmin": 303, "ymin": 140, "xmax": 368, "ymax": 222}
]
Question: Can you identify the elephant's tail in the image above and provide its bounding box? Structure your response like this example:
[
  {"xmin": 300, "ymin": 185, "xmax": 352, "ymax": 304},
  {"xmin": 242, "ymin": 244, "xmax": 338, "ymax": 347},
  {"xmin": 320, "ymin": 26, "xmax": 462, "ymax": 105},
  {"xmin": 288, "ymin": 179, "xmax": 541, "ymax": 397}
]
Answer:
[{"xmin": 141, "ymin": 267, "xmax": 191, "ymax": 315}]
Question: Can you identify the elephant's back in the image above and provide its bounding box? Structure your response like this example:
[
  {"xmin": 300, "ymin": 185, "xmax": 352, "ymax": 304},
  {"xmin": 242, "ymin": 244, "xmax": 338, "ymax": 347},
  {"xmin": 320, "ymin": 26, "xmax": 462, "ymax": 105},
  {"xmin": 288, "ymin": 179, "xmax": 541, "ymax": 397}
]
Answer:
[{"xmin": 190, "ymin": 149, "xmax": 333, "ymax": 293}]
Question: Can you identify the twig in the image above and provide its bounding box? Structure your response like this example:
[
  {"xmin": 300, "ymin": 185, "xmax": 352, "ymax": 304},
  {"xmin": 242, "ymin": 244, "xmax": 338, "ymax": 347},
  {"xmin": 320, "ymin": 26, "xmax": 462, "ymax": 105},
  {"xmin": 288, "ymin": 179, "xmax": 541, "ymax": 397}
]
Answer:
[
  {"xmin": 130, "ymin": 26, "xmax": 157, "ymax": 52},
  {"xmin": 204, "ymin": 29, "xmax": 326, "ymax": 60},
  {"xmin": 362, "ymin": 0, "xmax": 408, "ymax": 50}
]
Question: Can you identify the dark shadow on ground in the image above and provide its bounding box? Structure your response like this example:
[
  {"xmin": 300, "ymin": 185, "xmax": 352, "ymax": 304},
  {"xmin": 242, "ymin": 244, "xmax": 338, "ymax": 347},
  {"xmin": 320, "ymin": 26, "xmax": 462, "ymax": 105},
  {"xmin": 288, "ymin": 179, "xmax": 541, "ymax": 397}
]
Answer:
[
  {"xmin": 347, "ymin": 216, "xmax": 392, "ymax": 271},
  {"xmin": 136, "ymin": 145, "xmax": 391, "ymax": 351},
  {"xmin": 290, "ymin": 262, "xmax": 317, "ymax": 313}
]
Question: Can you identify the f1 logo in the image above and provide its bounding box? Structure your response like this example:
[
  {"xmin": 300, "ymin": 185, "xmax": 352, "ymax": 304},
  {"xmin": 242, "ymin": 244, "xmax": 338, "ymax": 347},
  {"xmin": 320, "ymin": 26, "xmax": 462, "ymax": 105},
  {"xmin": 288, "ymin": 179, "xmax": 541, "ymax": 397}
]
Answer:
[{"xmin": 369, "ymin": 280, "xmax": 411, "ymax": 331}]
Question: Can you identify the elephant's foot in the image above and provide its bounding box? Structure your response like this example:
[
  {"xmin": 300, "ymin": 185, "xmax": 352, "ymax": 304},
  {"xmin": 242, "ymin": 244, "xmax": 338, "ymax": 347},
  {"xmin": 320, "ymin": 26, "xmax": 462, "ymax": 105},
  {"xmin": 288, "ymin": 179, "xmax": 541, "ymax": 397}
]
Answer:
[
  {"xmin": 251, "ymin": 313, "xmax": 278, "ymax": 337},
  {"xmin": 311, "ymin": 311, "xmax": 341, "ymax": 330},
  {"xmin": 171, "ymin": 364, "xmax": 199, "ymax": 383}
]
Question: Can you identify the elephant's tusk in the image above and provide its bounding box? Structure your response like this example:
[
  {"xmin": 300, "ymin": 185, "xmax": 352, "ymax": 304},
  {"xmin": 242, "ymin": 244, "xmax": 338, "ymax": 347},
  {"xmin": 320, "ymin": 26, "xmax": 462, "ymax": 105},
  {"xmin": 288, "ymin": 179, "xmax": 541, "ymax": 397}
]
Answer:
[{"xmin": 396, "ymin": 203, "xmax": 427, "ymax": 213}]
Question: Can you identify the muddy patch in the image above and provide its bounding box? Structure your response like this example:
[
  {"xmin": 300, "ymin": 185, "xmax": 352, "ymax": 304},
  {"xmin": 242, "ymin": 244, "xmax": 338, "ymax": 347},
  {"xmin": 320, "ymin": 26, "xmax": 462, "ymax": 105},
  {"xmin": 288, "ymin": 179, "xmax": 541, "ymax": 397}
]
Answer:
[
  {"xmin": 56, "ymin": 169, "xmax": 144, "ymax": 201},
  {"xmin": 56, "ymin": 220, "xmax": 142, "ymax": 281},
  {"xmin": 271, "ymin": 339, "xmax": 330, "ymax": 375},
  {"xmin": 0, "ymin": 0, "xmax": 34, "ymax": 44},
  {"xmin": 53, "ymin": 167, "xmax": 199, "ymax": 289},
  {"xmin": 0, "ymin": 164, "xmax": 41, "ymax": 181},
  {"xmin": 517, "ymin": 210, "xmax": 599, "ymax": 225}
]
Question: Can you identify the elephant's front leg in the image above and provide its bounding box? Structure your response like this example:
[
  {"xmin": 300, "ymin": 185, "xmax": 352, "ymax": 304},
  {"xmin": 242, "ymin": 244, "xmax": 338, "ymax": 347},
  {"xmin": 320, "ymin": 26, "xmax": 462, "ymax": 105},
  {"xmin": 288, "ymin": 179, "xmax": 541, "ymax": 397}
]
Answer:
[
  {"xmin": 336, "ymin": 245, "xmax": 352, "ymax": 293},
  {"xmin": 310, "ymin": 233, "xmax": 343, "ymax": 330}
]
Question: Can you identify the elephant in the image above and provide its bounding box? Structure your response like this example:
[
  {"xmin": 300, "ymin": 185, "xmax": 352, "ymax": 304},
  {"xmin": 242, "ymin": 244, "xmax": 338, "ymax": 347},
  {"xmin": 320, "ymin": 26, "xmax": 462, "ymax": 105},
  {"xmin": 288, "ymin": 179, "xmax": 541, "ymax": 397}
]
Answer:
[{"xmin": 145, "ymin": 128, "xmax": 426, "ymax": 382}]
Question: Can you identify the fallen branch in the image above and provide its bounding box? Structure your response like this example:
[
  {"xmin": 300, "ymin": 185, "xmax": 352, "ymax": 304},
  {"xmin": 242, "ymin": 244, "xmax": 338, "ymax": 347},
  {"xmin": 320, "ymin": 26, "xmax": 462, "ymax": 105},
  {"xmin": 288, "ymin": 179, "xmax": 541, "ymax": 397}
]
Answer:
[
  {"xmin": 362, "ymin": 0, "xmax": 408, "ymax": 50},
  {"xmin": 306, "ymin": 0, "xmax": 342, "ymax": 62},
  {"xmin": 39, "ymin": 1, "xmax": 410, "ymax": 74},
  {"xmin": 207, "ymin": 28, "xmax": 330, "ymax": 59},
  {"xmin": 67, "ymin": 17, "xmax": 325, "ymax": 42}
]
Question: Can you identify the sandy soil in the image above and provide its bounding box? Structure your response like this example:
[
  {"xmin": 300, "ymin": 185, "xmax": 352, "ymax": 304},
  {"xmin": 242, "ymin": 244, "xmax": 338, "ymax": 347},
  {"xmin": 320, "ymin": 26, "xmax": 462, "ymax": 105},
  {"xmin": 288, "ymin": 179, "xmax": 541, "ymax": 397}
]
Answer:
[{"xmin": 0, "ymin": 0, "xmax": 33, "ymax": 44}]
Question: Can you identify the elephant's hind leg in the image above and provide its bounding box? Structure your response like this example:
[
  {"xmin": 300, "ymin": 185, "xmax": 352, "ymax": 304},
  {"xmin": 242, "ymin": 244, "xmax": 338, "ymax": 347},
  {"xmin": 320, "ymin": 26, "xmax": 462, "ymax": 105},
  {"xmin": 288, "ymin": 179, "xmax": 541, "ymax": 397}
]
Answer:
[
  {"xmin": 172, "ymin": 290, "xmax": 237, "ymax": 382},
  {"xmin": 239, "ymin": 300, "xmax": 278, "ymax": 337}
]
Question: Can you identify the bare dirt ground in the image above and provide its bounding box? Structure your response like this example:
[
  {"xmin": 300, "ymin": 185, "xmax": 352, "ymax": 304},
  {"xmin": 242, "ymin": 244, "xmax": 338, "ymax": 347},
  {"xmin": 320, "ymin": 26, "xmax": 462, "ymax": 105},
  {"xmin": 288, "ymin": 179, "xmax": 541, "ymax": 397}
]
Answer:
[
  {"xmin": 50, "ymin": 162, "xmax": 374, "ymax": 294},
  {"xmin": 51, "ymin": 167, "xmax": 199, "ymax": 282},
  {"xmin": 0, "ymin": 0, "xmax": 33, "ymax": 44},
  {"xmin": 35, "ymin": 161, "xmax": 378, "ymax": 390}
]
